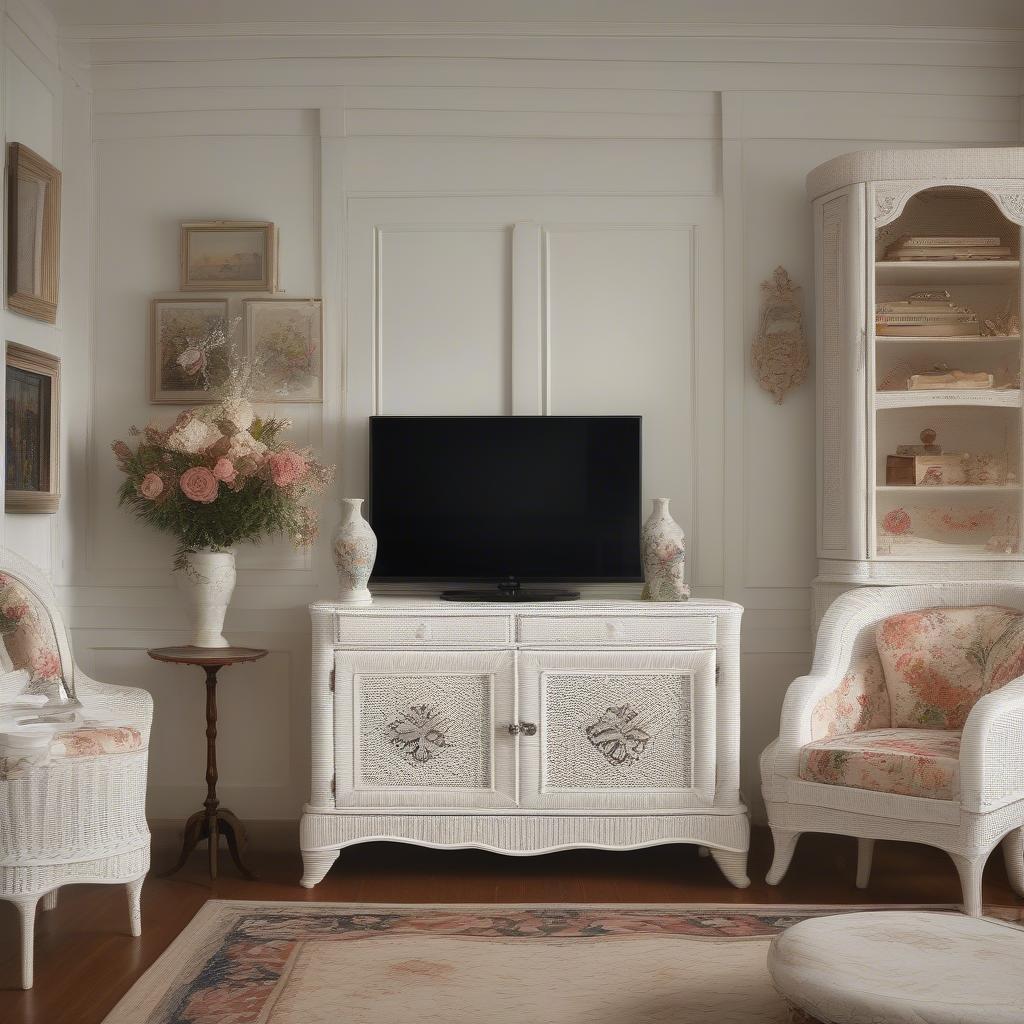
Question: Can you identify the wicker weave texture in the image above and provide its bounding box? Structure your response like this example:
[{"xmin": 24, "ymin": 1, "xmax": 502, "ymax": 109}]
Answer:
[
  {"xmin": 762, "ymin": 583, "xmax": 1024, "ymax": 916},
  {"xmin": 304, "ymin": 600, "xmax": 746, "ymax": 887},
  {"xmin": 0, "ymin": 548, "xmax": 152, "ymax": 987}
]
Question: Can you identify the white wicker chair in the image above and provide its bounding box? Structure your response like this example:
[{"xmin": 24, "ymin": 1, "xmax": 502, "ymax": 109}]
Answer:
[
  {"xmin": 761, "ymin": 583, "xmax": 1024, "ymax": 916},
  {"xmin": 0, "ymin": 547, "xmax": 152, "ymax": 988}
]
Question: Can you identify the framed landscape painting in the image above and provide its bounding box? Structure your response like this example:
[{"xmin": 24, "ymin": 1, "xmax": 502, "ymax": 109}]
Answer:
[
  {"xmin": 180, "ymin": 221, "xmax": 276, "ymax": 292},
  {"xmin": 7, "ymin": 144, "xmax": 61, "ymax": 324},
  {"xmin": 5, "ymin": 343, "xmax": 59, "ymax": 513},
  {"xmin": 245, "ymin": 298, "xmax": 323, "ymax": 402},
  {"xmin": 150, "ymin": 298, "xmax": 230, "ymax": 403}
]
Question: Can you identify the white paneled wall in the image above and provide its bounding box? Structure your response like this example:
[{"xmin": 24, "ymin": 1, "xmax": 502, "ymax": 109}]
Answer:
[
  {"xmin": 16, "ymin": 8, "xmax": 1023, "ymax": 825},
  {"xmin": 1, "ymin": 0, "xmax": 69, "ymax": 579}
]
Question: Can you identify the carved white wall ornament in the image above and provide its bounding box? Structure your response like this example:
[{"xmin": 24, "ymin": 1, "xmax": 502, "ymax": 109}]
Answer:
[
  {"xmin": 751, "ymin": 266, "xmax": 809, "ymax": 405},
  {"xmin": 585, "ymin": 704, "xmax": 652, "ymax": 766},
  {"xmin": 386, "ymin": 704, "xmax": 451, "ymax": 765}
]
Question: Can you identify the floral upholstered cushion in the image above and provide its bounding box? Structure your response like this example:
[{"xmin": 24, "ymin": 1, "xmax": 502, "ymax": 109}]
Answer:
[
  {"xmin": 0, "ymin": 572, "xmax": 64, "ymax": 693},
  {"xmin": 810, "ymin": 650, "xmax": 891, "ymax": 740},
  {"xmin": 798, "ymin": 728, "xmax": 961, "ymax": 801},
  {"xmin": 50, "ymin": 725, "xmax": 143, "ymax": 759},
  {"xmin": 0, "ymin": 724, "xmax": 143, "ymax": 779},
  {"xmin": 876, "ymin": 606, "xmax": 1024, "ymax": 730}
]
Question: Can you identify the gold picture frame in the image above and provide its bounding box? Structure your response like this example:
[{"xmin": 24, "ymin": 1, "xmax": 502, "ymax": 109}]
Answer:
[
  {"xmin": 244, "ymin": 298, "xmax": 323, "ymax": 403},
  {"xmin": 150, "ymin": 298, "xmax": 231, "ymax": 404},
  {"xmin": 7, "ymin": 144, "xmax": 61, "ymax": 324},
  {"xmin": 5, "ymin": 342, "xmax": 59, "ymax": 514},
  {"xmin": 180, "ymin": 221, "xmax": 276, "ymax": 292}
]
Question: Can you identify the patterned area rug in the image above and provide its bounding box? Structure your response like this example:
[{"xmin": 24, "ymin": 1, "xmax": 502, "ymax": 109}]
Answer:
[{"xmin": 102, "ymin": 902, "xmax": 952, "ymax": 1024}]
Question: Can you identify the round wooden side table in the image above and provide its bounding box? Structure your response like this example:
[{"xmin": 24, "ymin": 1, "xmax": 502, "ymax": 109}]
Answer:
[{"xmin": 148, "ymin": 645, "xmax": 268, "ymax": 880}]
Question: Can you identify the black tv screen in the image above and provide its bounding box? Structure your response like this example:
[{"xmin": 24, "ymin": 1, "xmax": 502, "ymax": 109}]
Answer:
[{"xmin": 369, "ymin": 416, "xmax": 642, "ymax": 582}]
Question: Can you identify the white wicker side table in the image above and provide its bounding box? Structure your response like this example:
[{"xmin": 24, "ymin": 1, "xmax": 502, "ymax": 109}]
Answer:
[{"xmin": 767, "ymin": 911, "xmax": 1024, "ymax": 1024}]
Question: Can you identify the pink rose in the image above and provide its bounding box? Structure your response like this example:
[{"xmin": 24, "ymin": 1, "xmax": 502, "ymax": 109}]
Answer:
[
  {"xmin": 179, "ymin": 466, "xmax": 219, "ymax": 503},
  {"xmin": 268, "ymin": 450, "xmax": 308, "ymax": 487},
  {"xmin": 212, "ymin": 457, "xmax": 237, "ymax": 484},
  {"xmin": 138, "ymin": 472, "xmax": 164, "ymax": 500},
  {"xmin": 3, "ymin": 603, "xmax": 28, "ymax": 622},
  {"xmin": 31, "ymin": 648, "xmax": 61, "ymax": 681}
]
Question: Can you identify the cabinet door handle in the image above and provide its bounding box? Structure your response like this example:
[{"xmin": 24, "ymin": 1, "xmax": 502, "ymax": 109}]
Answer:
[{"xmin": 507, "ymin": 721, "xmax": 538, "ymax": 736}]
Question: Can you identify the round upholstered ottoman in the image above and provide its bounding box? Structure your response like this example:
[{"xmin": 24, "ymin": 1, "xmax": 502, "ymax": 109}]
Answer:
[{"xmin": 767, "ymin": 911, "xmax": 1024, "ymax": 1024}]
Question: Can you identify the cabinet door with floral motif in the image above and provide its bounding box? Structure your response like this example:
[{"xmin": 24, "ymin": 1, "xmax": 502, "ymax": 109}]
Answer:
[
  {"xmin": 517, "ymin": 648, "xmax": 716, "ymax": 810},
  {"xmin": 333, "ymin": 649, "xmax": 516, "ymax": 808}
]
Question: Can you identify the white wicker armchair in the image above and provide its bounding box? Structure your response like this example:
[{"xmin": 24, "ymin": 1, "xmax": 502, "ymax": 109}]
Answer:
[
  {"xmin": 761, "ymin": 583, "xmax": 1024, "ymax": 917},
  {"xmin": 0, "ymin": 548, "xmax": 152, "ymax": 988}
]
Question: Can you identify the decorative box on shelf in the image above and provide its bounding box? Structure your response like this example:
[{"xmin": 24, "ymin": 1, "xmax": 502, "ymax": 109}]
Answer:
[{"xmin": 300, "ymin": 597, "xmax": 749, "ymax": 889}]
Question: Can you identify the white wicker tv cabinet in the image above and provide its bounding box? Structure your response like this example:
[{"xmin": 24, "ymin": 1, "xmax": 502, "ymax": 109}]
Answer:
[{"xmin": 300, "ymin": 598, "xmax": 748, "ymax": 887}]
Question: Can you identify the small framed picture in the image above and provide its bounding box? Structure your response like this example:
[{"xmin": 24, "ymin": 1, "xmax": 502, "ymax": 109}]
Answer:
[
  {"xmin": 7, "ymin": 144, "xmax": 61, "ymax": 324},
  {"xmin": 5, "ymin": 343, "xmax": 59, "ymax": 513},
  {"xmin": 180, "ymin": 221, "xmax": 276, "ymax": 292},
  {"xmin": 150, "ymin": 298, "xmax": 231, "ymax": 404},
  {"xmin": 245, "ymin": 298, "xmax": 323, "ymax": 402}
]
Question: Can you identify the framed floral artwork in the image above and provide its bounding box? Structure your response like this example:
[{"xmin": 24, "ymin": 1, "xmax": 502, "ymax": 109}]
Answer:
[
  {"xmin": 7, "ymin": 144, "xmax": 61, "ymax": 324},
  {"xmin": 150, "ymin": 298, "xmax": 231, "ymax": 404},
  {"xmin": 5, "ymin": 342, "xmax": 59, "ymax": 513},
  {"xmin": 244, "ymin": 298, "xmax": 323, "ymax": 402},
  {"xmin": 180, "ymin": 221, "xmax": 276, "ymax": 292}
]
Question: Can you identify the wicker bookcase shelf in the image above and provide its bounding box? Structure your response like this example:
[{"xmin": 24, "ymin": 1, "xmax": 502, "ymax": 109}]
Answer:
[{"xmin": 808, "ymin": 147, "xmax": 1024, "ymax": 618}]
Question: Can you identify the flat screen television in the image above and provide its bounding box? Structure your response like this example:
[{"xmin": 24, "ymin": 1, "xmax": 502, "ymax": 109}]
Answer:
[{"xmin": 368, "ymin": 415, "xmax": 642, "ymax": 600}]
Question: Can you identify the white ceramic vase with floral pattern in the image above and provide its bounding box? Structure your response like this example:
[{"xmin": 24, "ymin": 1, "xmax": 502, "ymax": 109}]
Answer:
[
  {"xmin": 640, "ymin": 497, "xmax": 690, "ymax": 602},
  {"xmin": 332, "ymin": 498, "xmax": 377, "ymax": 604},
  {"xmin": 178, "ymin": 548, "xmax": 236, "ymax": 647}
]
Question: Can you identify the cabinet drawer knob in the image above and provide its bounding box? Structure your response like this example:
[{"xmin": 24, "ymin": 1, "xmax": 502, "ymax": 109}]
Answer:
[
  {"xmin": 605, "ymin": 621, "xmax": 618, "ymax": 638},
  {"xmin": 507, "ymin": 721, "xmax": 538, "ymax": 737},
  {"xmin": 414, "ymin": 622, "xmax": 430, "ymax": 640}
]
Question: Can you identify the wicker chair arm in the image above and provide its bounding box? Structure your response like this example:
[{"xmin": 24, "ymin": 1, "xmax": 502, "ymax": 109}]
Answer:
[
  {"xmin": 959, "ymin": 677, "xmax": 1024, "ymax": 813},
  {"xmin": 73, "ymin": 670, "xmax": 154, "ymax": 744},
  {"xmin": 769, "ymin": 670, "xmax": 852, "ymax": 777}
]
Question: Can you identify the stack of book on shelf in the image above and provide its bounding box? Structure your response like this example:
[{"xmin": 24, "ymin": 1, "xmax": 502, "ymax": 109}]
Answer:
[
  {"xmin": 907, "ymin": 368, "xmax": 994, "ymax": 391},
  {"xmin": 876, "ymin": 289, "xmax": 979, "ymax": 337},
  {"xmin": 883, "ymin": 236, "xmax": 1014, "ymax": 261}
]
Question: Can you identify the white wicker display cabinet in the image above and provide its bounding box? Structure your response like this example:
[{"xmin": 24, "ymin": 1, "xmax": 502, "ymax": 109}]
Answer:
[
  {"xmin": 807, "ymin": 147, "xmax": 1024, "ymax": 622},
  {"xmin": 300, "ymin": 598, "xmax": 748, "ymax": 888}
]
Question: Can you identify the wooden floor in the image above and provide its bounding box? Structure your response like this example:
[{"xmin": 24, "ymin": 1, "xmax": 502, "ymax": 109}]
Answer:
[{"xmin": 1, "ymin": 827, "xmax": 1020, "ymax": 1024}]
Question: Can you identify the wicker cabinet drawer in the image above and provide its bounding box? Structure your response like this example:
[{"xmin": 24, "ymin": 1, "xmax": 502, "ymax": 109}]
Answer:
[
  {"xmin": 517, "ymin": 614, "xmax": 715, "ymax": 647},
  {"xmin": 334, "ymin": 614, "xmax": 511, "ymax": 646}
]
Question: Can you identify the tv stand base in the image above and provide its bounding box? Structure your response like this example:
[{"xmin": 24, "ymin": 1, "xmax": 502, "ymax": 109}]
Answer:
[{"xmin": 299, "ymin": 810, "xmax": 751, "ymax": 888}]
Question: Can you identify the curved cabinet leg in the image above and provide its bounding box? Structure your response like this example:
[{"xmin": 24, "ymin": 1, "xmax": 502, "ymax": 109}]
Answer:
[
  {"xmin": 709, "ymin": 848, "xmax": 751, "ymax": 889},
  {"xmin": 856, "ymin": 838, "xmax": 875, "ymax": 890},
  {"xmin": 126, "ymin": 877, "xmax": 144, "ymax": 937},
  {"xmin": 950, "ymin": 852, "xmax": 987, "ymax": 917},
  {"xmin": 16, "ymin": 896, "xmax": 39, "ymax": 990},
  {"xmin": 1001, "ymin": 828, "xmax": 1024, "ymax": 897},
  {"xmin": 300, "ymin": 849, "xmax": 340, "ymax": 888},
  {"xmin": 766, "ymin": 829, "xmax": 802, "ymax": 885},
  {"xmin": 41, "ymin": 890, "xmax": 59, "ymax": 912}
]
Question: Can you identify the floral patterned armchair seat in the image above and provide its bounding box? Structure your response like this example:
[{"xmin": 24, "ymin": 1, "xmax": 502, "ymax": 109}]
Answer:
[
  {"xmin": 0, "ymin": 551, "xmax": 152, "ymax": 988},
  {"xmin": 761, "ymin": 585, "xmax": 1024, "ymax": 916}
]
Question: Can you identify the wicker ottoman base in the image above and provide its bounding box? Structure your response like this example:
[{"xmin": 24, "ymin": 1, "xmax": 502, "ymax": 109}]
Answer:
[{"xmin": 768, "ymin": 911, "xmax": 1023, "ymax": 1024}]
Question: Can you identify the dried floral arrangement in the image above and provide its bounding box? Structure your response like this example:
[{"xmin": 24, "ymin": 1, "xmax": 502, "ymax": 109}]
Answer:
[{"xmin": 113, "ymin": 356, "xmax": 334, "ymax": 569}]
